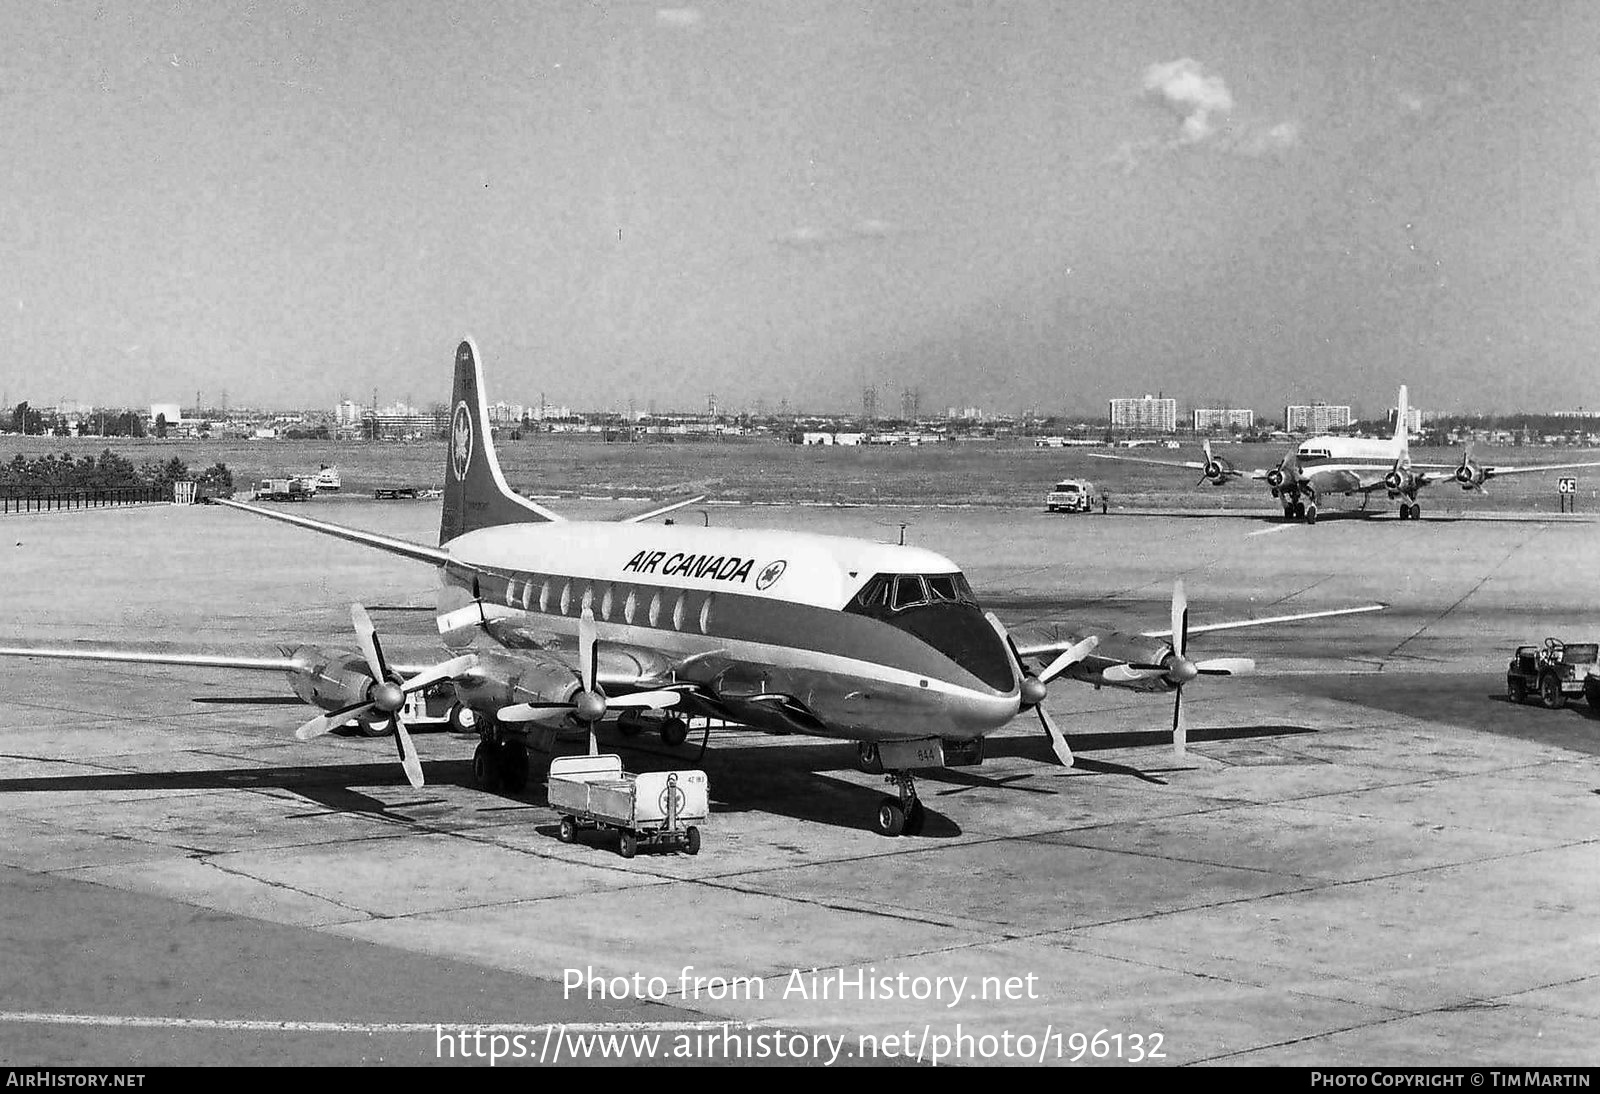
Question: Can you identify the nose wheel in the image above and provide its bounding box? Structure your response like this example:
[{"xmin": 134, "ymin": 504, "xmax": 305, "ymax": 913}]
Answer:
[{"xmin": 874, "ymin": 771, "xmax": 925, "ymax": 836}]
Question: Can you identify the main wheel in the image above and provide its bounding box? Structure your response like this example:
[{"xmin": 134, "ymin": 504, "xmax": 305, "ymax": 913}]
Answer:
[
  {"xmin": 1508, "ymin": 677, "xmax": 1527, "ymax": 704},
  {"xmin": 1540, "ymin": 673, "xmax": 1566, "ymax": 710},
  {"xmin": 1410, "ymin": 502, "xmax": 1422, "ymax": 520},
  {"xmin": 472, "ymin": 739, "xmax": 502, "ymax": 791},
  {"xmin": 498, "ymin": 740, "xmax": 530, "ymax": 793},
  {"xmin": 660, "ymin": 717, "xmax": 689, "ymax": 747},
  {"xmin": 447, "ymin": 703, "xmax": 477, "ymax": 734},
  {"xmin": 1305, "ymin": 503, "xmax": 1318, "ymax": 525},
  {"xmin": 557, "ymin": 816, "xmax": 576, "ymax": 843},
  {"xmin": 618, "ymin": 831, "xmax": 638, "ymax": 859},
  {"xmin": 875, "ymin": 798, "xmax": 906, "ymax": 837},
  {"xmin": 685, "ymin": 826, "xmax": 701, "ymax": 856},
  {"xmin": 1291, "ymin": 502, "xmax": 1305, "ymax": 520}
]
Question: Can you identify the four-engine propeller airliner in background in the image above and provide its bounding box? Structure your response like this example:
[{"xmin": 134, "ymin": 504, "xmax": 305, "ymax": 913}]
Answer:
[
  {"xmin": 0, "ymin": 339, "xmax": 1384, "ymax": 836},
  {"xmin": 1093, "ymin": 386, "xmax": 1600, "ymax": 524}
]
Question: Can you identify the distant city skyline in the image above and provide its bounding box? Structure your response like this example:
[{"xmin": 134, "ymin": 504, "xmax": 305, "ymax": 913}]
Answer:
[{"xmin": 5, "ymin": 3, "xmax": 1597, "ymax": 417}]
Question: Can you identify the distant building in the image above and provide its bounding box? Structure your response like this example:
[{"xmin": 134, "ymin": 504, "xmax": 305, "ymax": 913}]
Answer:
[
  {"xmin": 1285, "ymin": 402, "xmax": 1352, "ymax": 433},
  {"xmin": 1109, "ymin": 395, "xmax": 1178, "ymax": 433},
  {"xmin": 334, "ymin": 400, "xmax": 362, "ymax": 426},
  {"xmin": 1193, "ymin": 408, "xmax": 1255, "ymax": 432}
]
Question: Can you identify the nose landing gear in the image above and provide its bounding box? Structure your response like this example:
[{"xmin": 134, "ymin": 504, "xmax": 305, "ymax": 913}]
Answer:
[{"xmin": 874, "ymin": 771, "xmax": 925, "ymax": 837}]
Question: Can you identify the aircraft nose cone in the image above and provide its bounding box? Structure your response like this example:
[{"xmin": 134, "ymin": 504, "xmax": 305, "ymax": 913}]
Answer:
[
  {"xmin": 574, "ymin": 690, "xmax": 607, "ymax": 723},
  {"xmin": 373, "ymin": 680, "xmax": 405, "ymax": 713},
  {"xmin": 1020, "ymin": 676, "xmax": 1048, "ymax": 708},
  {"xmin": 1168, "ymin": 658, "xmax": 1199, "ymax": 686}
]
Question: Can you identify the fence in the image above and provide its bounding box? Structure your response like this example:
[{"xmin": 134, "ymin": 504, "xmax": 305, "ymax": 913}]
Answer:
[{"xmin": 0, "ymin": 486, "xmax": 166, "ymax": 514}]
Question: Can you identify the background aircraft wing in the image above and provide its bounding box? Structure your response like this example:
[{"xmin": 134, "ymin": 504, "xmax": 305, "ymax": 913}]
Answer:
[
  {"xmin": 213, "ymin": 498, "xmax": 450, "ymax": 565},
  {"xmin": 612, "ymin": 492, "xmax": 709, "ymax": 524},
  {"xmin": 1088, "ymin": 452, "xmax": 1207, "ymax": 471},
  {"xmin": 1140, "ymin": 601, "xmax": 1386, "ymax": 638},
  {"xmin": 1472, "ymin": 459, "xmax": 1600, "ymax": 479},
  {"xmin": 0, "ymin": 645, "xmax": 298, "ymax": 671}
]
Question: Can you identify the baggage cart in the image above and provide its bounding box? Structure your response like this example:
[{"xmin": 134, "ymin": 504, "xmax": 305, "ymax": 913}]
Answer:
[{"xmin": 547, "ymin": 754, "xmax": 707, "ymax": 858}]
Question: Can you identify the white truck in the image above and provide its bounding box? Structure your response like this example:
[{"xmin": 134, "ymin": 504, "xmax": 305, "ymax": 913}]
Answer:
[
  {"xmin": 1046, "ymin": 478, "xmax": 1099, "ymax": 513},
  {"xmin": 547, "ymin": 754, "xmax": 707, "ymax": 858}
]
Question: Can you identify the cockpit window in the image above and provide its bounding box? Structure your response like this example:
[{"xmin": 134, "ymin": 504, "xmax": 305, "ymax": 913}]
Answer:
[
  {"xmin": 892, "ymin": 575, "xmax": 926, "ymax": 611},
  {"xmin": 926, "ymin": 574, "xmax": 958, "ymax": 602}
]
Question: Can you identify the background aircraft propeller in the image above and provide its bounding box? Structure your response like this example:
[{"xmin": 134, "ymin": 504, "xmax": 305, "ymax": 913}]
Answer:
[
  {"xmin": 293, "ymin": 603, "xmax": 478, "ymax": 789},
  {"xmin": 497, "ymin": 608, "xmax": 681, "ymax": 753},
  {"xmin": 987, "ymin": 612, "xmax": 1098, "ymax": 767}
]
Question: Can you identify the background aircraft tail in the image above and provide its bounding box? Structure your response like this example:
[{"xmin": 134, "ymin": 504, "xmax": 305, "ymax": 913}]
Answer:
[
  {"xmin": 1393, "ymin": 385, "xmax": 1410, "ymax": 459},
  {"xmin": 439, "ymin": 338, "xmax": 563, "ymax": 545}
]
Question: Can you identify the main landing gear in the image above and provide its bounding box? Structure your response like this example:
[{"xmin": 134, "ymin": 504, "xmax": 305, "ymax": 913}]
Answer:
[
  {"xmin": 874, "ymin": 771, "xmax": 925, "ymax": 837},
  {"xmin": 615, "ymin": 710, "xmax": 691, "ymax": 747},
  {"xmin": 1398, "ymin": 500, "xmax": 1422, "ymax": 520},
  {"xmin": 472, "ymin": 734, "xmax": 530, "ymax": 793},
  {"xmin": 1281, "ymin": 499, "xmax": 1317, "ymax": 523}
]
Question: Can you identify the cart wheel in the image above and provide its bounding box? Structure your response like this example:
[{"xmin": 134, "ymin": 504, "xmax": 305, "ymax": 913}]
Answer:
[
  {"xmin": 618, "ymin": 831, "xmax": 638, "ymax": 859},
  {"xmin": 1508, "ymin": 677, "xmax": 1526, "ymax": 704},
  {"xmin": 357, "ymin": 718, "xmax": 393, "ymax": 738},
  {"xmin": 557, "ymin": 816, "xmax": 575, "ymax": 844},
  {"xmin": 447, "ymin": 703, "xmax": 477, "ymax": 734},
  {"xmin": 685, "ymin": 826, "xmax": 701, "ymax": 856}
]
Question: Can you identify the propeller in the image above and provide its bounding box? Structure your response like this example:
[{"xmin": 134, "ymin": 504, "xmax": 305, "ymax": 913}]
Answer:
[
  {"xmin": 1198, "ymin": 440, "xmax": 1228, "ymax": 486},
  {"xmin": 496, "ymin": 608, "xmax": 681, "ymax": 754},
  {"xmin": 986, "ymin": 612, "xmax": 1098, "ymax": 767},
  {"xmin": 1156, "ymin": 581, "xmax": 1255, "ymax": 758},
  {"xmin": 1454, "ymin": 443, "xmax": 1486, "ymax": 490},
  {"xmin": 1264, "ymin": 451, "xmax": 1300, "ymax": 493},
  {"xmin": 294, "ymin": 604, "xmax": 478, "ymax": 789}
]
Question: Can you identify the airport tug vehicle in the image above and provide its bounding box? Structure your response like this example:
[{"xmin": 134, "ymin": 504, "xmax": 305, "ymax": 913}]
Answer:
[
  {"xmin": 1506, "ymin": 638, "xmax": 1600, "ymax": 710},
  {"xmin": 547, "ymin": 754, "xmax": 707, "ymax": 858}
]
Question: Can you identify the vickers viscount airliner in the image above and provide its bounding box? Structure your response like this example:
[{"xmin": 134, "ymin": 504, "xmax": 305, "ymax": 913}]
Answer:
[
  {"xmin": 1095, "ymin": 386, "xmax": 1600, "ymax": 524},
  {"xmin": 0, "ymin": 339, "xmax": 1383, "ymax": 835}
]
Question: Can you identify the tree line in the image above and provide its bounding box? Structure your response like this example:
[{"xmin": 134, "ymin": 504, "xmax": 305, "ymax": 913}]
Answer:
[{"xmin": 0, "ymin": 450, "xmax": 233, "ymax": 496}]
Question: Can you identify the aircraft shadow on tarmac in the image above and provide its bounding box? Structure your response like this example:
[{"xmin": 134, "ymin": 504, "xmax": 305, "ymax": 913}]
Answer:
[{"xmin": 0, "ymin": 723, "xmax": 1319, "ymax": 842}]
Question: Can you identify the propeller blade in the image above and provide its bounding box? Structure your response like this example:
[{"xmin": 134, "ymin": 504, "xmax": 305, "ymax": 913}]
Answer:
[
  {"xmin": 1194, "ymin": 657, "xmax": 1255, "ymax": 676},
  {"xmin": 1102, "ymin": 664, "xmax": 1167, "ymax": 684},
  {"xmin": 496, "ymin": 702, "xmax": 577, "ymax": 725},
  {"xmin": 392, "ymin": 714, "xmax": 424, "ymax": 788},
  {"xmin": 1171, "ymin": 580, "xmax": 1188, "ymax": 661},
  {"xmin": 1172, "ymin": 686, "xmax": 1187, "ymax": 759},
  {"xmin": 1038, "ymin": 636, "xmax": 1100, "ymax": 685},
  {"xmin": 607, "ymin": 690, "xmax": 683, "ymax": 709},
  {"xmin": 351, "ymin": 603, "xmax": 389, "ymax": 683},
  {"xmin": 400, "ymin": 653, "xmax": 479, "ymax": 694},
  {"xmin": 1036, "ymin": 703, "xmax": 1074, "ymax": 767},
  {"xmin": 295, "ymin": 700, "xmax": 375, "ymax": 741},
  {"xmin": 578, "ymin": 608, "xmax": 598, "ymax": 695}
]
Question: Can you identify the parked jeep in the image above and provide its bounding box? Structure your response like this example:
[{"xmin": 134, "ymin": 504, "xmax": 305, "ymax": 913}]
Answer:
[{"xmin": 1506, "ymin": 638, "xmax": 1600, "ymax": 710}]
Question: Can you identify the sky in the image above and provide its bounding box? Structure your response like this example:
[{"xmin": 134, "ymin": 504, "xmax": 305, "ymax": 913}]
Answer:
[{"xmin": 2, "ymin": 1, "xmax": 1597, "ymax": 418}]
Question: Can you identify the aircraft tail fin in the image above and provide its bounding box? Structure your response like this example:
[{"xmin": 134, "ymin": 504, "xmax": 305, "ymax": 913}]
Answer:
[
  {"xmin": 1394, "ymin": 385, "xmax": 1410, "ymax": 457},
  {"xmin": 440, "ymin": 338, "xmax": 563, "ymax": 546}
]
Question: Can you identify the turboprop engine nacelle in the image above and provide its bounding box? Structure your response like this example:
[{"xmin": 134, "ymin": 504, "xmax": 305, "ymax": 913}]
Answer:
[
  {"xmin": 450, "ymin": 650, "xmax": 582, "ymax": 714},
  {"xmin": 1383, "ymin": 467, "xmax": 1417, "ymax": 493},
  {"xmin": 282, "ymin": 645, "xmax": 383, "ymax": 714}
]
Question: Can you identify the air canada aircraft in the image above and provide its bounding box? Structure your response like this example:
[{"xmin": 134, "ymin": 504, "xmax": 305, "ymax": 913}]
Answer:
[
  {"xmin": 1093, "ymin": 386, "xmax": 1600, "ymax": 524},
  {"xmin": 0, "ymin": 340, "xmax": 1384, "ymax": 836}
]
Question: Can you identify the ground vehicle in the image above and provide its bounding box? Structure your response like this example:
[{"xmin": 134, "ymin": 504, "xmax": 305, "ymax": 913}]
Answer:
[
  {"xmin": 1506, "ymin": 639, "xmax": 1600, "ymax": 709},
  {"xmin": 1046, "ymin": 479, "xmax": 1099, "ymax": 513},
  {"xmin": 348, "ymin": 681, "xmax": 473, "ymax": 736},
  {"xmin": 256, "ymin": 478, "xmax": 313, "ymax": 502},
  {"xmin": 547, "ymin": 754, "xmax": 707, "ymax": 857}
]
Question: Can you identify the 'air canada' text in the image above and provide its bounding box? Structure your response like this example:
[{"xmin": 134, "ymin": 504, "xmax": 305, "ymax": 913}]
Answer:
[{"xmin": 622, "ymin": 550, "xmax": 756, "ymax": 584}]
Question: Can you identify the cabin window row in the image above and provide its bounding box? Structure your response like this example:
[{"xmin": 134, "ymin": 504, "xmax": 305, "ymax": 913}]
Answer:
[{"xmin": 499, "ymin": 573, "xmax": 714, "ymax": 635}]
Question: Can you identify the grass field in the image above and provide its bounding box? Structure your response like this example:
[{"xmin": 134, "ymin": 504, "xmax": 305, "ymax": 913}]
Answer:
[{"xmin": 2, "ymin": 433, "xmax": 1597, "ymax": 514}]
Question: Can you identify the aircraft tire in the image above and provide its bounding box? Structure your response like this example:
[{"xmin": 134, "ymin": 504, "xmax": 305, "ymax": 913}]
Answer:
[
  {"xmin": 616, "ymin": 710, "xmax": 644, "ymax": 737},
  {"xmin": 498, "ymin": 740, "xmax": 530, "ymax": 793},
  {"xmin": 1540, "ymin": 674, "xmax": 1566, "ymax": 710},
  {"xmin": 685, "ymin": 826, "xmax": 701, "ymax": 856},
  {"xmin": 618, "ymin": 830, "xmax": 638, "ymax": 859},
  {"xmin": 472, "ymin": 739, "xmax": 503, "ymax": 791},
  {"xmin": 1411, "ymin": 503, "xmax": 1422, "ymax": 520},
  {"xmin": 660, "ymin": 717, "xmax": 689, "ymax": 747},
  {"xmin": 356, "ymin": 719, "xmax": 392, "ymax": 738},
  {"xmin": 875, "ymin": 798, "xmax": 906, "ymax": 837},
  {"xmin": 1305, "ymin": 503, "xmax": 1318, "ymax": 525}
]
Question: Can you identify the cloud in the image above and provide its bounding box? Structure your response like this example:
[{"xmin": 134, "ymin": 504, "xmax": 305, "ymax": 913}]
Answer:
[
  {"xmin": 1142, "ymin": 58, "xmax": 1234, "ymax": 144},
  {"xmin": 656, "ymin": 8, "xmax": 703, "ymax": 28},
  {"xmin": 1109, "ymin": 57, "xmax": 1300, "ymax": 171}
]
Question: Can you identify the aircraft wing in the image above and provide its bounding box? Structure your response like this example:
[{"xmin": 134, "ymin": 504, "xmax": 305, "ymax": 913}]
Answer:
[
  {"xmin": 1463, "ymin": 459, "xmax": 1600, "ymax": 480},
  {"xmin": 1011, "ymin": 600, "xmax": 1386, "ymax": 658},
  {"xmin": 612, "ymin": 493, "xmax": 709, "ymax": 524},
  {"xmin": 1088, "ymin": 452, "xmax": 1207, "ymax": 471},
  {"xmin": 0, "ymin": 646, "xmax": 299, "ymax": 671},
  {"xmin": 0, "ymin": 644, "xmax": 437, "ymax": 677}
]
